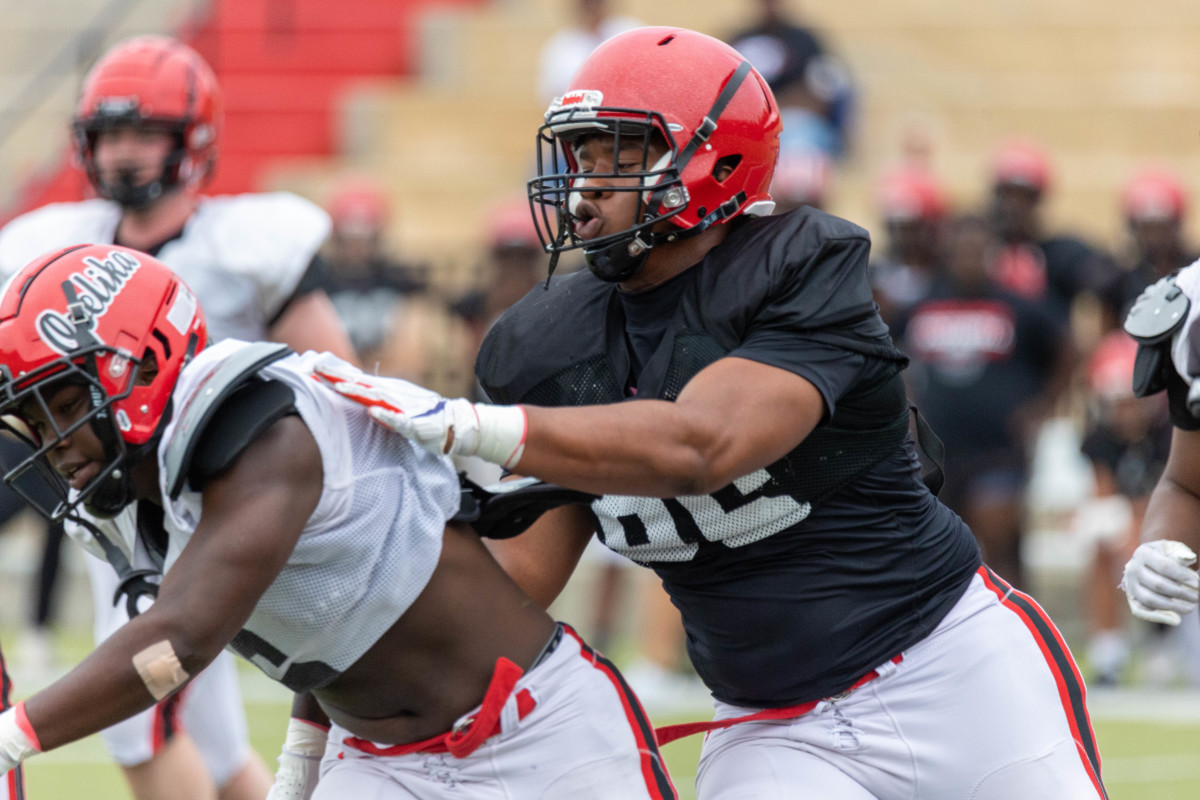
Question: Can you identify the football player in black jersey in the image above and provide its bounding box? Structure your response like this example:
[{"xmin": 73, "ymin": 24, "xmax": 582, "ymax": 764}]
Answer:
[{"xmin": 319, "ymin": 26, "xmax": 1107, "ymax": 799}]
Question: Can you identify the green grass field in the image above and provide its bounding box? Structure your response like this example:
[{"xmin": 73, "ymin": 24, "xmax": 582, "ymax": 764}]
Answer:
[{"xmin": 16, "ymin": 663, "xmax": 1200, "ymax": 799}]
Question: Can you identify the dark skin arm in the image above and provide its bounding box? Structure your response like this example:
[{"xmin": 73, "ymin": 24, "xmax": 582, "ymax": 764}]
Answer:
[
  {"xmin": 483, "ymin": 503, "xmax": 596, "ymax": 609},
  {"xmin": 24, "ymin": 416, "xmax": 322, "ymax": 749},
  {"xmin": 269, "ymin": 289, "xmax": 359, "ymax": 365},
  {"xmin": 1141, "ymin": 427, "xmax": 1200, "ymax": 553},
  {"xmin": 291, "ymin": 691, "xmax": 331, "ymax": 728},
  {"xmin": 513, "ymin": 356, "xmax": 827, "ymax": 497}
]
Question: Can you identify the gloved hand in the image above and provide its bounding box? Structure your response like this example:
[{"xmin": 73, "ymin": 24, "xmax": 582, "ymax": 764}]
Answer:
[
  {"xmin": 0, "ymin": 703, "xmax": 40, "ymax": 776},
  {"xmin": 1121, "ymin": 540, "xmax": 1200, "ymax": 626},
  {"xmin": 265, "ymin": 718, "xmax": 327, "ymax": 800},
  {"xmin": 310, "ymin": 355, "xmax": 527, "ymax": 468}
]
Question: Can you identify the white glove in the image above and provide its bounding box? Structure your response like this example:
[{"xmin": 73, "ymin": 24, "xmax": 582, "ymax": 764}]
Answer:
[
  {"xmin": 1121, "ymin": 540, "xmax": 1200, "ymax": 626},
  {"xmin": 0, "ymin": 704, "xmax": 40, "ymax": 776},
  {"xmin": 265, "ymin": 718, "xmax": 328, "ymax": 800},
  {"xmin": 311, "ymin": 355, "xmax": 527, "ymax": 468}
]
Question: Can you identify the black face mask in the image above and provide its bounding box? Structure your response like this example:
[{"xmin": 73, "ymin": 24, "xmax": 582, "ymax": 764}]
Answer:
[
  {"xmin": 102, "ymin": 168, "xmax": 168, "ymax": 211},
  {"xmin": 584, "ymin": 233, "xmax": 653, "ymax": 283}
]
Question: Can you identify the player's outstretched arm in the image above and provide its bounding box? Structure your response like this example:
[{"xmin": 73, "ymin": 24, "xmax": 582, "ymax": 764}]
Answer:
[
  {"xmin": 1123, "ymin": 427, "xmax": 1200, "ymax": 625},
  {"xmin": 0, "ymin": 416, "xmax": 321, "ymax": 772},
  {"xmin": 315, "ymin": 354, "xmax": 825, "ymax": 498}
]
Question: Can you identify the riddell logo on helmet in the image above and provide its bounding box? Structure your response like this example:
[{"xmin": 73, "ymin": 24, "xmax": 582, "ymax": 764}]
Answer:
[
  {"xmin": 550, "ymin": 90, "xmax": 603, "ymax": 116},
  {"xmin": 35, "ymin": 250, "xmax": 142, "ymax": 355}
]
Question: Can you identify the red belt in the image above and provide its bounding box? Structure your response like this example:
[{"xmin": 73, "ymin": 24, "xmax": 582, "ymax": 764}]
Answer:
[
  {"xmin": 342, "ymin": 657, "xmax": 537, "ymax": 759},
  {"xmin": 654, "ymin": 654, "xmax": 903, "ymax": 746}
]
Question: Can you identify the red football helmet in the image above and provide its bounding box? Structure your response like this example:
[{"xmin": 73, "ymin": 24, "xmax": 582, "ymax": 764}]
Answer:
[
  {"xmin": 1122, "ymin": 168, "xmax": 1187, "ymax": 223},
  {"xmin": 529, "ymin": 26, "xmax": 782, "ymax": 281},
  {"xmin": 1088, "ymin": 330, "xmax": 1139, "ymax": 401},
  {"xmin": 328, "ymin": 177, "xmax": 390, "ymax": 238},
  {"xmin": 876, "ymin": 167, "xmax": 947, "ymax": 223},
  {"xmin": 74, "ymin": 35, "xmax": 222, "ymax": 207},
  {"xmin": 990, "ymin": 139, "xmax": 1051, "ymax": 194},
  {"xmin": 0, "ymin": 244, "xmax": 207, "ymax": 520}
]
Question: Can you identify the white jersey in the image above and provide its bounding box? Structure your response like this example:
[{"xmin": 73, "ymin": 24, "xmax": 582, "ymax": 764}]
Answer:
[
  {"xmin": 159, "ymin": 341, "xmax": 461, "ymax": 689},
  {"xmin": 0, "ymin": 192, "xmax": 330, "ymax": 341}
]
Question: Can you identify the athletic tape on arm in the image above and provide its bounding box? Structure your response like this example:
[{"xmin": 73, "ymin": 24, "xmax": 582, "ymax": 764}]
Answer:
[{"xmin": 132, "ymin": 641, "xmax": 189, "ymax": 700}]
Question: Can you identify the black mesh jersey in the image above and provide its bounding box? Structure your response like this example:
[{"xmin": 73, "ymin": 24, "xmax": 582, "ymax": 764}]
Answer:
[{"xmin": 477, "ymin": 207, "xmax": 982, "ymax": 707}]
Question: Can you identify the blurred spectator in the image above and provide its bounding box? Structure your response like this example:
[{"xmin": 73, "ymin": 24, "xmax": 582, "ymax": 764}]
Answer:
[
  {"xmin": 896, "ymin": 216, "xmax": 1073, "ymax": 588},
  {"xmin": 727, "ymin": 0, "xmax": 856, "ymax": 159},
  {"xmin": 869, "ymin": 166, "xmax": 949, "ymax": 331},
  {"xmin": 987, "ymin": 139, "xmax": 1118, "ymax": 327},
  {"xmin": 451, "ymin": 196, "xmax": 548, "ymax": 377},
  {"xmin": 537, "ymin": 0, "xmax": 641, "ymax": 104},
  {"xmin": 1099, "ymin": 167, "xmax": 1197, "ymax": 329},
  {"xmin": 770, "ymin": 141, "xmax": 832, "ymax": 213},
  {"xmin": 321, "ymin": 176, "xmax": 432, "ymax": 375},
  {"xmin": 1072, "ymin": 331, "xmax": 1175, "ymax": 685}
]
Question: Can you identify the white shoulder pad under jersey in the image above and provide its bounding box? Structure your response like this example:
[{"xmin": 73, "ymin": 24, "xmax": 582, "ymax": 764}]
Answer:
[
  {"xmin": 0, "ymin": 200, "xmax": 121, "ymax": 277},
  {"xmin": 1171, "ymin": 259, "xmax": 1200, "ymax": 381},
  {"xmin": 158, "ymin": 192, "xmax": 330, "ymax": 340}
]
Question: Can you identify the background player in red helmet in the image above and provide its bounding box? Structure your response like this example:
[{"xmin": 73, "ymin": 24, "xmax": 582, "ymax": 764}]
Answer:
[
  {"xmin": 320, "ymin": 26, "xmax": 1107, "ymax": 799},
  {"xmin": 0, "ymin": 243, "xmax": 675, "ymax": 800},
  {"xmin": 868, "ymin": 166, "xmax": 948, "ymax": 331},
  {"xmin": 1100, "ymin": 167, "xmax": 1197, "ymax": 329},
  {"xmin": 986, "ymin": 138, "xmax": 1116, "ymax": 328},
  {"xmin": 0, "ymin": 34, "xmax": 356, "ymax": 800}
]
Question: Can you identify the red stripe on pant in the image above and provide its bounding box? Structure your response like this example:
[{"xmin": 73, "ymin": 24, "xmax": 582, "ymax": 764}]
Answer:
[
  {"xmin": 979, "ymin": 566, "xmax": 1107, "ymax": 799},
  {"xmin": 151, "ymin": 686, "xmax": 187, "ymax": 754},
  {"xmin": 0, "ymin": 643, "xmax": 23, "ymax": 800},
  {"xmin": 562, "ymin": 625, "xmax": 678, "ymax": 800}
]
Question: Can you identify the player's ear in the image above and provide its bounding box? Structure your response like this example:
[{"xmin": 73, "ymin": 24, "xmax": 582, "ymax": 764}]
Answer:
[
  {"xmin": 137, "ymin": 349, "xmax": 159, "ymax": 386},
  {"xmin": 713, "ymin": 155, "xmax": 740, "ymax": 183}
]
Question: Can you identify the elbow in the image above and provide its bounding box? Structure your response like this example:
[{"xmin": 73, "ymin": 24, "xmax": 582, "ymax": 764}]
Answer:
[
  {"xmin": 151, "ymin": 619, "xmax": 223, "ymax": 680},
  {"xmin": 653, "ymin": 431, "xmax": 738, "ymax": 496}
]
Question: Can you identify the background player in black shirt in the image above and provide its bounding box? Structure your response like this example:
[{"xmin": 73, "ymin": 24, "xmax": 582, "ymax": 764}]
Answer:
[{"xmin": 320, "ymin": 27, "xmax": 1107, "ymax": 800}]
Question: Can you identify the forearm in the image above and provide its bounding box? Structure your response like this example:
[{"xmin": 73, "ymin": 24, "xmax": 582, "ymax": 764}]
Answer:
[
  {"xmin": 24, "ymin": 613, "xmax": 212, "ymax": 750},
  {"xmin": 517, "ymin": 402, "xmax": 735, "ymax": 497},
  {"xmin": 483, "ymin": 504, "xmax": 595, "ymax": 608},
  {"xmin": 1141, "ymin": 476, "xmax": 1200, "ymax": 554}
]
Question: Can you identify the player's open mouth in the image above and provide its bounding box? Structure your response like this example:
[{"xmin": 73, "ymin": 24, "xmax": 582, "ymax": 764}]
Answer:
[
  {"xmin": 63, "ymin": 461, "xmax": 99, "ymax": 491},
  {"xmin": 573, "ymin": 211, "xmax": 603, "ymax": 240}
]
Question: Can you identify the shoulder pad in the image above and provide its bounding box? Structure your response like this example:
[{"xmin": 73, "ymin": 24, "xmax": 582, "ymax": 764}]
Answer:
[
  {"xmin": 164, "ymin": 342, "xmax": 292, "ymax": 499},
  {"xmin": 187, "ymin": 379, "xmax": 297, "ymax": 491},
  {"xmin": 1125, "ymin": 274, "xmax": 1190, "ymax": 344}
]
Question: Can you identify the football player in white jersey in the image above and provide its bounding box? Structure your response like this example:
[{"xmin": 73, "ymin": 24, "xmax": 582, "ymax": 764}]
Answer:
[
  {"xmin": 1120, "ymin": 265, "xmax": 1200, "ymax": 634},
  {"xmin": 0, "ymin": 36, "xmax": 355, "ymax": 800},
  {"xmin": 0, "ymin": 243, "xmax": 675, "ymax": 800}
]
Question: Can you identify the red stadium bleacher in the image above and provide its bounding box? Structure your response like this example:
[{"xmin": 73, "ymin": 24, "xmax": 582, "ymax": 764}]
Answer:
[{"xmin": 9, "ymin": 0, "xmax": 485, "ymax": 215}]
